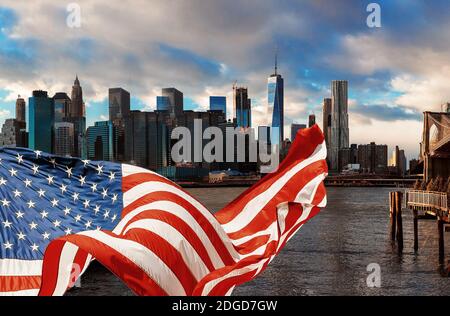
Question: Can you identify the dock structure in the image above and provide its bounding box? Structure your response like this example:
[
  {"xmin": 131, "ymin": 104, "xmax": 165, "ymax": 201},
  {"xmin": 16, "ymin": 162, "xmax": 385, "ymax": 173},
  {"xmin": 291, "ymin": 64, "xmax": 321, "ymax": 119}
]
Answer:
[{"xmin": 393, "ymin": 111, "xmax": 450, "ymax": 265}]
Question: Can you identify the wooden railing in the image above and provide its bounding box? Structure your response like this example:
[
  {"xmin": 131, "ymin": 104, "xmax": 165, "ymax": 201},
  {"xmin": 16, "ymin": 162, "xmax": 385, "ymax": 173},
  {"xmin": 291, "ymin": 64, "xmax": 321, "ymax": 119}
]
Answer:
[{"xmin": 406, "ymin": 190, "xmax": 448, "ymax": 211}]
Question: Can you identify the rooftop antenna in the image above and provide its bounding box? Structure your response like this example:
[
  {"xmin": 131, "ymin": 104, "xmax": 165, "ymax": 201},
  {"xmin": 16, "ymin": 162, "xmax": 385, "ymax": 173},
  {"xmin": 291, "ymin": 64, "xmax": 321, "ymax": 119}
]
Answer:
[{"xmin": 274, "ymin": 46, "xmax": 278, "ymax": 75}]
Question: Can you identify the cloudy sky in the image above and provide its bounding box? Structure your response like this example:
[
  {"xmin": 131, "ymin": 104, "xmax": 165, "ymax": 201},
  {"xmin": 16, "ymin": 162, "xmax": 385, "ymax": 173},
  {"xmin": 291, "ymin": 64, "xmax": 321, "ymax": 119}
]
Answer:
[{"xmin": 0, "ymin": 0, "xmax": 449, "ymax": 161}]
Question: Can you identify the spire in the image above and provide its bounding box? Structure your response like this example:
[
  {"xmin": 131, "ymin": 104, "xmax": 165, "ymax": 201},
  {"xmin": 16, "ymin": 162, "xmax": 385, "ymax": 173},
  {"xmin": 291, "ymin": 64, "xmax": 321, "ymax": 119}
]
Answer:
[
  {"xmin": 74, "ymin": 74, "xmax": 80, "ymax": 85},
  {"xmin": 274, "ymin": 46, "xmax": 279, "ymax": 76}
]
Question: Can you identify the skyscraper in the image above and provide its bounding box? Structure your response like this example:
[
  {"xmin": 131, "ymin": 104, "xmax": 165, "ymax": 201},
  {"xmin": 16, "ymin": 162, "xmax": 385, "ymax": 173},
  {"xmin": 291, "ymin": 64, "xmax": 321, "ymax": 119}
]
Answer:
[
  {"xmin": 322, "ymin": 98, "xmax": 332, "ymax": 150},
  {"xmin": 86, "ymin": 121, "xmax": 114, "ymax": 161},
  {"xmin": 29, "ymin": 90, "xmax": 54, "ymax": 153},
  {"xmin": 109, "ymin": 87, "xmax": 130, "ymax": 162},
  {"xmin": 308, "ymin": 114, "xmax": 316, "ymax": 128},
  {"xmin": 53, "ymin": 92, "xmax": 71, "ymax": 123},
  {"xmin": 161, "ymin": 88, "xmax": 183, "ymax": 117},
  {"xmin": 329, "ymin": 80, "xmax": 349, "ymax": 172},
  {"xmin": 15, "ymin": 96, "xmax": 26, "ymax": 123},
  {"xmin": 70, "ymin": 75, "xmax": 84, "ymax": 118},
  {"xmin": 268, "ymin": 56, "xmax": 284, "ymax": 146},
  {"xmin": 234, "ymin": 87, "xmax": 251, "ymax": 128},
  {"xmin": 210, "ymin": 96, "xmax": 227, "ymax": 117},
  {"xmin": 156, "ymin": 96, "xmax": 170, "ymax": 111},
  {"xmin": 54, "ymin": 122, "xmax": 74, "ymax": 157}
]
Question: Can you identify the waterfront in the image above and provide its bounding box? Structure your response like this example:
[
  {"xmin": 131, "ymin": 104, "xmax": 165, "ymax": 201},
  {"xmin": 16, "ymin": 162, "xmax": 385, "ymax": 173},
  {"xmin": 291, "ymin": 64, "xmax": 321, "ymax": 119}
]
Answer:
[{"xmin": 68, "ymin": 187, "xmax": 450, "ymax": 296}]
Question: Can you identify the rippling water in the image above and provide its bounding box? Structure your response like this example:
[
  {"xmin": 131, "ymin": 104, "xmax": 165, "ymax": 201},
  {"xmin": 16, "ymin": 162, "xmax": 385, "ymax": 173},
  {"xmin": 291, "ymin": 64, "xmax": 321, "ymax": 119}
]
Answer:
[{"xmin": 68, "ymin": 187, "xmax": 450, "ymax": 296}]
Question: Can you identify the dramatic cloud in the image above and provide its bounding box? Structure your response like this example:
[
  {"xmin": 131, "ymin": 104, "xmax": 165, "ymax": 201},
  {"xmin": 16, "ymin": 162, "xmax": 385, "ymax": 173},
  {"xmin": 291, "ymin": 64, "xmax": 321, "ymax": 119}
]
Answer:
[{"xmin": 0, "ymin": 0, "xmax": 449, "ymax": 160}]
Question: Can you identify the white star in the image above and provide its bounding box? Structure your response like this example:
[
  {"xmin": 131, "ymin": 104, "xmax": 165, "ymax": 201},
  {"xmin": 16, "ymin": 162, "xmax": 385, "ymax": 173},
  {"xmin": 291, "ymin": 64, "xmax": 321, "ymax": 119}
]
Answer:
[
  {"xmin": 37, "ymin": 189, "xmax": 46, "ymax": 197},
  {"xmin": 82, "ymin": 159, "xmax": 90, "ymax": 167},
  {"xmin": 9, "ymin": 167, "xmax": 17, "ymax": 177},
  {"xmin": 63, "ymin": 207, "xmax": 71, "ymax": 215},
  {"xmin": 46, "ymin": 175, "xmax": 54, "ymax": 185},
  {"xmin": 13, "ymin": 189, "xmax": 22, "ymax": 197},
  {"xmin": 79, "ymin": 176, "xmax": 86, "ymax": 186},
  {"xmin": 53, "ymin": 220, "xmax": 61, "ymax": 228},
  {"xmin": 72, "ymin": 192, "xmax": 79, "ymax": 201},
  {"xmin": 34, "ymin": 150, "xmax": 42, "ymax": 158},
  {"xmin": 91, "ymin": 183, "xmax": 97, "ymax": 192},
  {"xmin": 93, "ymin": 205, "xmax": 101, "ymax": 214},
  {"xmin": 27, "ymin": 200, "xmax": 36, "ymax": 208},
  {"xmin": 65, "ymin": 228, "xmax": 72, "ymax": 235},
  {"xmin": 111, "ymin": 193, "xmax": 118, "ymax": 203},
  {"xmin": 2, "ymin": 220, "xmax": 12, "ymax": 228},
  {"xmin": 85, "ymin": 220, "xmax": 92, "ymax": 229},
  {"xmin": 3, "ymin": 241, "xmax": 13, "ymax": 250},
  {"xmin": 49, "ymin": 158, "xmax": 56, "ymax": 167},
  {"xmin": 83, "ymin": 199, "xmax": 90, "ymax": 208},
  {"xmin": 108, "ymin": 172, "xmax": 116, "ymax": 181},
  {"xmin": 17, "ymin": 232, "xmax": 26, "ymax": 240},
  {"xmin": 42, "ymin": 232, "xmax": 50, "ymax": 240},
  {"xmin": 65, "ymin": 166, "xmax": 73, "ymax": 178},
  {"xmin": 15, "ymin": 210, "xmax": 24, "ymax": 219},
  {"xmin": 16, "ymin": 153, "xmax": 23, "ymax": 164},
  {"xmin": 103, "ymin": 210, "xmax": 110, "ymax": 219},
  {"xmin": 74, "ymin": 214, "xmax": 82, "ymax": 222},
  {"xmin": 0, "ymin": 177, "xmax": 6, "ymax": 186},
  {"xmin": 111, "ymin": 214, "xmax": 117, "ymax": 222},
  {"xmin": 96, "ymin": 164, "xmax": 104, "ymax": 175},
  {"xmin": 40, "ymin": 210, "xmax": 49, "ymax": 218},
  {"xmin": 23, "ymin": 178, "xmax": 32, "ymax": 187},
  {"xmin": 50, "ymin": 198, "xmax": 59, "ymax": 207},
  {"xmin": 30, "ymin": 243, "xmax": 39, "ymax": 252},
  {"xmin": 101, "ymin": 188, "xmax": 108, "ymax": 199},
  {"xmin": 96, "ymin": 226, "xmax": 102, "ymax": 231},
  {"xmin": 29, "ymin": 221, "xmax": 38, "ymax": 230},
  {"xmin": 60, "ymin": 184, "xmax": 67, "ymax": 194},
  {"xmin": 1, "ymin": 198, "xmax": 10, "ymax": 207},
  {"xmin": 31, "ymin": 164, "xmax": 39, "ymax": 174}
]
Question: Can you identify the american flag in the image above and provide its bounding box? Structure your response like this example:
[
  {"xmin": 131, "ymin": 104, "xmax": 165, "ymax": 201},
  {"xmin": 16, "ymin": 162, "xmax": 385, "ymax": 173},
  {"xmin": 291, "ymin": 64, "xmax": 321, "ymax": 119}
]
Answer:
[{"xmin": 1, "ymin": 125, "xmax": 327, "ymax": 296}]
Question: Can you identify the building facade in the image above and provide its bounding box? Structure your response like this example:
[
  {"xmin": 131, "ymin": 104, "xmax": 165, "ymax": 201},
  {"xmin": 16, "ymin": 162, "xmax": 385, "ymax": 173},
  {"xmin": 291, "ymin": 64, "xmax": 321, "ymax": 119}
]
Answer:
[
  {"xmin": 357, "ymin": 142, "xmax": 388, "ymax": 174},
  {"xmin": 15, "ymin": 96, "xmax": 26, "ymax": 123},
  {"xmin": 268, "ymin": 73, "xmax": 284, "ymax": 146},
  {"xmin": 0, "ymin": 119, "xmax": 27, "ymax": 147},
  {"xmin": 290, "ymin": 123, "xmax": 307, "ymax": 141},
  {"xmin": 329, "ymin": 80, "xmax": 349, "ymax": 172},
  {"xmin": 161, "ymin": 88, "xmax": 183, "ymax": 117},
  {"xmin": 210, "ymin": 96, "xmax": 226, "ymax": 117},
  {"xmin": 308, "ymin": 114, "xmax": 316, "ymax": 128},
  {"xmin": 234, "ymin": 87, "xmax": 251, "ymax": 129},
  {"xmin": 109, "ymin": 87, "xmax": 130, "ymax": 162},
  {"xmin": 86, "ymin": 121, "xmax": 114, "ymax": 161},
  {"xmin": 29, "ymin": 90, "xmax": 54, "ymax": 153},
  {"xmin": 54, "ymin": 122, "xmax": 74, "ymax": 156}
]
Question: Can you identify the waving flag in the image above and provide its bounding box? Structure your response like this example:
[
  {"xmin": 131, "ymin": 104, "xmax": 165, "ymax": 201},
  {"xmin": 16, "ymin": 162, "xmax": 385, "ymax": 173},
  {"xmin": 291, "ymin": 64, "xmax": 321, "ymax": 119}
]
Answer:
[{"xmin": 0, "ymin": 125, "xmax": 327, "ymax": 296}]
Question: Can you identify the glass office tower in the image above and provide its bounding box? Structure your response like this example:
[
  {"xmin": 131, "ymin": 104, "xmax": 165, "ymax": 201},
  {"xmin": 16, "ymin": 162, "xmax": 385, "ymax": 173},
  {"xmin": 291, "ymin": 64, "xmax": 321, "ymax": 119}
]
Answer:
[
  {"xmin": 268, "ymin": 73, "xmax": 284, "ymax": 146},
  {"xmin": 29, "ymin": 90, "xmax": 54, "ymax": 153},
  {"xmin": 210, "ymin": 96, "xmax": 226, "ymax": 117}
]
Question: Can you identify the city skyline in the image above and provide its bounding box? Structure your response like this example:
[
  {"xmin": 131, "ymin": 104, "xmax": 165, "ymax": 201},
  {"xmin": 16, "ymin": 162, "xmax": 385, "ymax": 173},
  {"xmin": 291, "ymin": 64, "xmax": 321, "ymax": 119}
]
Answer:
[{"xmin": 2, "ymin": 1, "xmax": 450, "ymax": 161}]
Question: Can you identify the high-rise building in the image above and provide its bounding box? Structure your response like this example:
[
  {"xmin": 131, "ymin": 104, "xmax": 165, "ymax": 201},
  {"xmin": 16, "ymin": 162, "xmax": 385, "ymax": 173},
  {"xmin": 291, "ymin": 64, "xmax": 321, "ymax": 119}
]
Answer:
[
  {"xmin": 0, "ymin": 119, "xmax": 27, "ymax": 147},
  {"xmin": 156, "ymin": 96, "xmax": 170, "ymax": 111},
  {"xmin": 53, "ymin": 92, "xmax": 71, "ymax": 123},
  {"xmin": 109, "ymin": 87, "xmax": 130, "ymax": 162},
  {"xmin": 308, "ymin": 114, "xmax": 316, "ymax": 128},
  {"xmin": 161, "ymin": 88, "xmax": 183, "ymax": 117},
  {"xmin": 389, "ymin": 146, "xmax": 407, "ymax": 175},
  {"xmin": 210, "ymin": 96, "xmax": 227, "ymax": 117},
  {"xmin": 357, "ymin": 142, "xmax": 388, "ymax": 174},
  {"xmin": 268, "ymin": 57, "xmax": 284, "ymax": 146},
  {"xmin": 29, "ymin": 90, "xmax": 54, "ymax": 153},
  {"xmin": 15, "ymin": 96, "xmax": 26, "ymax": 123},
  {"xmin": 70, "ymin": 75, "xmax": 84, "ymax": 118},
  {"xmin": 290, "ymin": 123, "xmax": 307, "ymax": 141},
  {"xmin": 234, "ymin": 87, "xmax": 251, "ymax": 129},
  {"xmin": 329, "ymin": 80, "xmax": 349, "ymax": 172},
  {"xmin": 54, "ymin": 122, "xmax": 74, "ymax": 157},
  {"xmin": 322, "ymin": 98, "xmax": 332, "ymax": 150},
  {"xmin": 109, "ymin": 88, "xmax": 131, "ymax": 121},
  {"xmin": 86, "ymin": 121, "xmax": 114, "ymax": 161}
]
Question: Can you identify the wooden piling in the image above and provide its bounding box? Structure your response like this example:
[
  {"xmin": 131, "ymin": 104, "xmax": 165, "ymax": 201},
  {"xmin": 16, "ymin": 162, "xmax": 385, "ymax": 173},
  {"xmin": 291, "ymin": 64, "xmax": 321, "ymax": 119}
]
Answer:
[
  {"xmin": 438, "ymin": 219, "xmax": 445, "ymax": 264},
  {"xmin": 413, "ymin": 208, "xmax": 419, "ymax": 252},
  {"xmin": 389, "ymin": 192, "xmax": 397, "ymax": 242},
  {"xmin": 396, "ymin": 191, "xmax": 404, "ymax": 252}
]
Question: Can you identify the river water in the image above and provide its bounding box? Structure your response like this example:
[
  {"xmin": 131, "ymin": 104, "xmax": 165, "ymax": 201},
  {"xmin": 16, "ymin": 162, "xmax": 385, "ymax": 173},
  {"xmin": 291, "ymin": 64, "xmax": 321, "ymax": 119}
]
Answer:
[{"xmin": 68, "ymin": 187, "xmax": 450, "ymax": 296}]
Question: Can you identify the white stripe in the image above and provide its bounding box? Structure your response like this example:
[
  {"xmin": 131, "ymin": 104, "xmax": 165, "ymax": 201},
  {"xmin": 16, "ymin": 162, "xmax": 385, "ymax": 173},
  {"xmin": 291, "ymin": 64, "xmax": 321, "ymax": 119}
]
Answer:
[
  {"xmin": 78, "ymin": 230, "xmax": 186, "ymax": 295},
  {"xmin": 294, "ymin": 173, "xmax": 327, "ymax": 205},
  {"xmin": 123, "ymin": 180, "xmax": 240, "ymax": 260},
  {"xmin": 222, "ymin": 141, "xmax": 326, "ymax": 233},
  {"xmin": 52, "ymin": 243, "xmax": 80, "ymax": 296},
  {"xmin": 122, "ymin": 164, "xmax": 161, "ymax": 177},
  {"xmin": 0, "ymin": 289, "xmax": 40, "ymax": 296},
  {"xmin": 0, "ymin": 259, "xmax": 42, "ymax": 276},
  {"xmin": 124, "ymin": 219, "xmax": 210, "ymax": 281},
  {"xmin": 113, "ymin": 200, "xmax": 225, "ymax": 268}
]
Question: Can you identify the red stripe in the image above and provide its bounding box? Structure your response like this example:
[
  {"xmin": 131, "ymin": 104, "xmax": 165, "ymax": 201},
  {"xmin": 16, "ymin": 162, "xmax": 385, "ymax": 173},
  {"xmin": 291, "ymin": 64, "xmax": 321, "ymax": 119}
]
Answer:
[
  {"xmin": 122, "ymin": 228, "xmax": 198, "ymax": 295},
  {"xmin": 122, "ymin": 172, "xmax": 182, "ymax": 193},
  {"xmin": 0, "ymin": 276, "xmax": 41, "ymax": 292},
  {"xmin": 38, "ymin": 239, "xmax": 66, "ymax": 296},
  {"xmin": 121, "ymin": 191, "xmax": 235, "ymax": 266},
  {"xmin": 121, "ymin": 209, "xmax": 216, "ymax": 271},
  {"xmin": 233, "ymin": 235, "xmax": 271, "ymax": 255}
]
